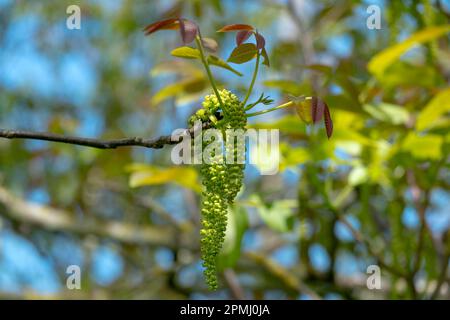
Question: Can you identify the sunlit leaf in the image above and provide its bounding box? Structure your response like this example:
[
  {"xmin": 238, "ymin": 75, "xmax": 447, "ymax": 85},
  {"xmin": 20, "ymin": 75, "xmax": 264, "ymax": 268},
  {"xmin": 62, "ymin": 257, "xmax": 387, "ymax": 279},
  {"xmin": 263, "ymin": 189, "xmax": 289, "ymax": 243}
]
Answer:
[
  {"xmin": 207, "ymin": 55, "xmax": 243, "ymax": 76},
  {"xmin": 227, "ymin": 43, "xmax": 258, "ymax": 64},
  {"xmin": 280, "ymin": 143, "xmax": 310, "ymax": 170},
  {"xmin": 151, "ymin": 78, "xmax": 206, "ymax": 105},
  {"xmin": 416, "ymin": 88, "xmax": 450, "ymax": 131},
  {"xmin": 368, "ymin": 25, "xmax": 450, "ymax": 77},
  {"xmin": 249, "ymin": 115, "xmax": 307, "ymax": 136},
  {"xmin": 348, "ymin": 166, "xmax": 368, "ymax": 186},
  {"xmin": 217, "ymin": 24, "xmax": 254, "ymax": 32},
  {"xmin": 150, "ymin": 61, "xmax": 203, "ymax": 78},
  {"xmin": 126, "ymin": 164, "xmax": 201, "ymax": 193},
  {"xmin": 263, "ymin": 80, "xmax": 301, "ymax": 95},
  {"xmin": 170, "ymin": 46, "xmax": 201, "ymax": 59},
  {"xmin": 168, "ymin": 47, "xmax": 242, "ymax": 76},
  {"xmin": 402, "ymin": 132, "xmax": 443, "ymax": 160},
  {"xmin": 378, "ymin": 61, "xmax": 444, "ymax": 89},
  {"xmin": 294, "ymin": 97, "xmax": 313, "ymax": 124},
  {"xmin": 363, "ymin": 103, "xmax": 410, "ymax": 125},
  {"xmin": 249, "ymin": 195, "xmax": 296, "ymax": 233},
  {"xmin": 151, "ymin": 82, "xmax": 187, "ymax": 105}
]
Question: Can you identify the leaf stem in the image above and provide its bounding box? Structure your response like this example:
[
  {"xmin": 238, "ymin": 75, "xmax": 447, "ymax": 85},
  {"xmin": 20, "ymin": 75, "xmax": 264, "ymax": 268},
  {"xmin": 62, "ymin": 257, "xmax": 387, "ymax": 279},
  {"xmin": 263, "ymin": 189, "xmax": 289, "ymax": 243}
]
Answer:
[
  {"xmin": 246, "ymin": 101, "xmax": 294, "ymax": 117},
  {"xmin": 195, "ymin": 36, "xmax": 224, "ymax": 108},
  {"xmin": 242, "ymin": 52, "xmax": 260, "ymax": 107}
]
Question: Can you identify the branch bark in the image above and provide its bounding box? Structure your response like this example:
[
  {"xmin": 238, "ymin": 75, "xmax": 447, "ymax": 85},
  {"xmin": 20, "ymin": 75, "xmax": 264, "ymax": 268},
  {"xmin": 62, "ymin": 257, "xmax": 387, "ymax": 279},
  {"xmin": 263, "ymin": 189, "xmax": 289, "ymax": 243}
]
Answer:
[{"xmin": 0, "ymin": 125, "xmax": 207, "ymax": 150}]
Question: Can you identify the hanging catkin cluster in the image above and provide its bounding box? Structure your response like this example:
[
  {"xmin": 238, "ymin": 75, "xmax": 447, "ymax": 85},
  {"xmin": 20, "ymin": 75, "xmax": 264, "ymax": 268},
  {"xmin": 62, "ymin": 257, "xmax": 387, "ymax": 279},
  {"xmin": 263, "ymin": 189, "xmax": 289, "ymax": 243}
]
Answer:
[{"xmin": 188, "ymin": 89, "xmax": 247, "ymax": 290}]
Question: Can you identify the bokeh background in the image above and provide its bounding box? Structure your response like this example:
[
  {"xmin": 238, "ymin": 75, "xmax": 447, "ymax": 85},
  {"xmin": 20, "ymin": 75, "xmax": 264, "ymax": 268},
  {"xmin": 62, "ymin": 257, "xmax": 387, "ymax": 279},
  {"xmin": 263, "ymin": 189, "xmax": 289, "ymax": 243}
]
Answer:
[{"xmin": 0, "ymin": 0, "xmax": 449, "ymax": 299}]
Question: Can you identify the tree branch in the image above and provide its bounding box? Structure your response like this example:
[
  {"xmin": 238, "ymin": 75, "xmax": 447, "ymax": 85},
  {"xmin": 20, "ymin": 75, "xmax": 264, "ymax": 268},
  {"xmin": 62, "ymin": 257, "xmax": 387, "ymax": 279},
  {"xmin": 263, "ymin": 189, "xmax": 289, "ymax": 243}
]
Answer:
[
  {"xmin": 0, "ymin": 125, "xmax": 207, "ymax": 150},
  {"xmin": 0, "ymin": 185, "xmax": 196, "ymax": 248}
]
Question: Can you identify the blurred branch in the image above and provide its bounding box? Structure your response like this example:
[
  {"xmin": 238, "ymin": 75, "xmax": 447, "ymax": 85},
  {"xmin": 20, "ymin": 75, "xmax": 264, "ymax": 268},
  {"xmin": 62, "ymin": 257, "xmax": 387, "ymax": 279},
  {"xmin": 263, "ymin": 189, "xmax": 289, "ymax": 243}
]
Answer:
[
  {"xmin": 223, "ymin": 269, "xmax": 246, "ymax": 300},
  {"xmin": 437, "ymin": 0, "xmax": 450, "ymax": 20},
  {"xmin": 337, "ymin": 216, "xmax": 406, "ymax": 278},
  {"xmin": 406, "ymin": 147, "xmax": 448, "ymax": 299},
  {"xmin": 305, "ymin": 165, "xmax": 406, "ymax": 279},
  {"xmin": 0, "ymin": 125, "xmax": 209, "ymax": 150},
  {"xmin": 406, "ymin": 169, "xmax": 427, "ymax": 299},
  {"xmin": 88, "ymin": 177, "xmax": 189, "ymax": 231},
  {"xmin": 244, "ymin": 251, "xmax": 322, "ymax": 300},
  {"xmin": 430, "ymin": 251, "xmax": 450, "ymax": 299},
  {"xmin": 0, "ymin": 185, "xmax": 194, "ymax": 248}
]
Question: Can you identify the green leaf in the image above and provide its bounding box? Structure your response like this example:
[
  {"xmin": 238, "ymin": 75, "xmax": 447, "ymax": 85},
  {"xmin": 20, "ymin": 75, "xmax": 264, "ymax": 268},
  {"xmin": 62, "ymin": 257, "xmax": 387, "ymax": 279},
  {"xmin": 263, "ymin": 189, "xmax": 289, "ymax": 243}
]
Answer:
[
  {"xmin": 150, "ymin": 78, "xmax": 206, "ymax": 105},
  {"xmin": 151, "ymin": 82, "xmax": 187, "ymax": 105},
  {"xmin": 169, "ymin": 47, "xmax": 242, "ymax": 76},
  {"xmin": 207, "ymin": 55, "xmax": 243, "ymax": 76},
  {"xmin": 416, "ymin": 88, "xmax": 450, "ymax": 131},
  {"xmin": 295, "ymin": 98, "xmax": 313, "ymax": 124},
  {"xmin": 227, "ymin": 43, "xmax": 257, "ymax": 64},
  {"xmin": 126, "ymin": 164, "xmax": 202, "ymax": 193},
  {"xmin": 302, "ymin": 64, "xmax": 333, "ymax": 74},
  {"xmin": 217, "ymin": 205, "xmax": 249, "ymax": 270},
  {"xmin": 261, "ymin": 47, "xmax": 270, "ymax": 67},
  {"xmin": 279, "ymin": 143, "xmax": 310, "ymax": 170},
  {"xmin": 249, "ymin": 195, "xmax": 296, "ymax": 232},
  {"xmin": 249, "ymin": 115, "xmax": 307, "ymax": 135},
  {"xmin": 348, "ymin": 166, "xmax": 369, "ymax": 186},
  {"xmin": 368, "ymin": 25, "xmax": 450, "ymax": 77},
  {"xmin": 363, "ymin": 103, "xmax": 410, "ymax": 125},
  {"xmin": 402, "ymin": 132, "xmax": 443, "ymax": 160},
  {"xmin": 170, "ymin": 46, "xmax": 201, "ymax": 59},
  {"xmin": 324, "ymin": 94, "xmax": 364, "ymax": 115},
  {"xmin": 263, "ymin": 80, "xmax": 302, "ymax": 95},
  {"xmin": 377, "ymin": 61, "xmax": 444, "ymax": 89},
  {"xmin": 150, "ymin": 61, "xmax": 203, "ymax": 77}
]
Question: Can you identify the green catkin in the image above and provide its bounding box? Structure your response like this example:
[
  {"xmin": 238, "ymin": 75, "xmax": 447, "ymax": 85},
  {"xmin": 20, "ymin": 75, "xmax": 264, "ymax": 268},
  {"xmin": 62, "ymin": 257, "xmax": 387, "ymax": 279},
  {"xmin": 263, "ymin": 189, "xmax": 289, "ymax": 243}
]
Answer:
[{"xmin": 188, "ymin": 89, "xmax": 247, "ymax": 290}]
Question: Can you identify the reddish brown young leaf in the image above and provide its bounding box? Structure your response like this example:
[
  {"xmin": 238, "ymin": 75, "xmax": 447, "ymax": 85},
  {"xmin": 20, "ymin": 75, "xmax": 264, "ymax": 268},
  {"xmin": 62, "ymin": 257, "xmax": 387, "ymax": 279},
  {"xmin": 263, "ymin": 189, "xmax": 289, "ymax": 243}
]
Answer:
[
  {"xmin": 217, "ymin": 24, "xmax": 254, "ymax": 32},
  {"xmin": 323, "ymin": 105, "xmax": 333, "ymax": 139},
  {"xmin": 311, "ymin": 97, "xmax": 325, "ymax": 124},
  {"xmin": 143, "ymin": 18, "xmax": 180, "ymax": 35},
  {"xmin": 236, "ymin": 30, "xmax": 252, "ymax": 45},
  {"xmin": 255, "ymin": 32, "xmax": 266, "ymax": 50},
  {"xmin": 179, "ymin": 19, "xmax": 198, "ymax": 44}
]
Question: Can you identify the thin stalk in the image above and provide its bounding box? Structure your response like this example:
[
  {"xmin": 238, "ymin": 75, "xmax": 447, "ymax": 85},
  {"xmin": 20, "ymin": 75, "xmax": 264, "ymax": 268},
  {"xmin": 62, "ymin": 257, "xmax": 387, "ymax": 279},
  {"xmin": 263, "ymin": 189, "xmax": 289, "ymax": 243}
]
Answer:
[
  {"xmin": 246, "ymin": 101, "xmax": 294, "ymax": 117},
  {"xmin": 195, "ymin": 36, "xmax": 224, "ymax": 108},
  {"xmin": 242, "ymin": 52, "xmax": 260, "ymax": 107}
]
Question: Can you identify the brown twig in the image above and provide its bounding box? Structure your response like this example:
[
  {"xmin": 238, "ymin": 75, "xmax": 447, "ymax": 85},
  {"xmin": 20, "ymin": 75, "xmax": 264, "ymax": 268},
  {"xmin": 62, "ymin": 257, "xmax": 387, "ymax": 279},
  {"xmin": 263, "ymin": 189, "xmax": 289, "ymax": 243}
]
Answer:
[
  {"xmin": 0, "ymin": 124, "xmax": 209, "ymax": 150},
  {"xmin": 223, "ymin": 269, "xmax": 246, "ymax": 300},
  {"xmin": 430, "ymin": 252, "xmax": 450, "ymax": 299}
]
